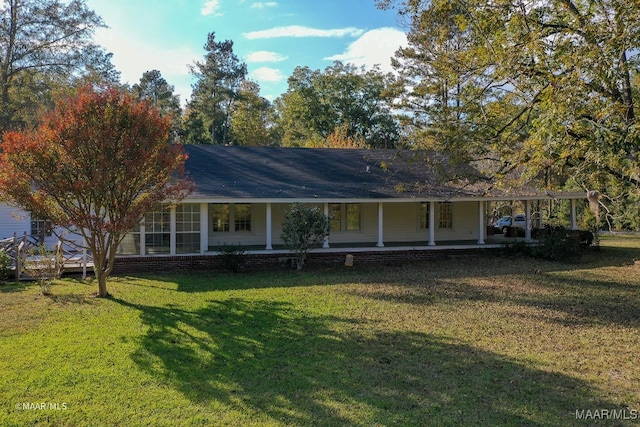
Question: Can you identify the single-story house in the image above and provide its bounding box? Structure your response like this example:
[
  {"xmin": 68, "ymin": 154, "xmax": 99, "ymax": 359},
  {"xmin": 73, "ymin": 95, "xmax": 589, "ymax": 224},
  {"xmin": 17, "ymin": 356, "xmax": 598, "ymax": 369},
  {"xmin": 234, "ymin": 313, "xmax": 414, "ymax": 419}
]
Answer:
[{"xmin": 0, "ymin": 145, "xmax": 587, "ymax": 271}]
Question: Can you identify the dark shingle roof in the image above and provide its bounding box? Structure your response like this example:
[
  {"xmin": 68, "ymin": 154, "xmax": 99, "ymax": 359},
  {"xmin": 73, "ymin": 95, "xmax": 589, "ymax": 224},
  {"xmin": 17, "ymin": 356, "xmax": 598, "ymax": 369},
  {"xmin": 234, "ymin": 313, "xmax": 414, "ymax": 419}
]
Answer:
[{"xmin": 182, "ymin": 145, "xmax": 579, "ymax": 200}]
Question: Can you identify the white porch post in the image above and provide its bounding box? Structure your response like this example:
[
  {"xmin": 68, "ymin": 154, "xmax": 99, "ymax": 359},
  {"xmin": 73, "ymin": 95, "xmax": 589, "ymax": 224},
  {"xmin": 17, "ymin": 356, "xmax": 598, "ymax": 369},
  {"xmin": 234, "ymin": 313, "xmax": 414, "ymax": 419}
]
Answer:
[
  {"xmin": 525, "ymin": 200, "xmax": 532, "ymax": 241},
  {"xmin": 376, "ymin": 202, "xmax": 384, "ymax": 247},
  {"xmin": 265, "ymin": 202, "xmax": 273, "ymax": 250},
  {"xmin": 139, "ymin": 220, "xmax": 146, "ymax": 256},
  {"xmin": 200, "ymin": 203, "xmax": 208, "ymax": 254},
  {"xmin": 570, "ymin": 199, "xmax": 578, "ymax": 230},
  {"xmin": 477, "ymin": 201, "xmax": 485, "ymax": 244},
  {"xmin": 323, "ymin": 203, "xmax": 330, "ymax": 248},
  {"xmin": 428, "ymin": 201, "xmax": 436, "ymax": 246},
  {"xmin": 170, "ymin": 206, "xmax": 176, "ymax": 255}
]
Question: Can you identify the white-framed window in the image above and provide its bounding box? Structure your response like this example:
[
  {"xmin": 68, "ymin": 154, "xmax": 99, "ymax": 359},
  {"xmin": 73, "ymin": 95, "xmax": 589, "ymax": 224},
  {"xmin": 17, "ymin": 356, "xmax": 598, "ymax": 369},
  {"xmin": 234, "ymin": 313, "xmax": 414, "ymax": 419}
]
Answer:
[
  {"xmin": 210, "ymin": 204, "xmax": 252, "ymax": 233},
  {"xmin": 438, "ymin": 202, "xmax": 453, "ymax": 229},
  {"xmin": 144, "ymin": 204, "xmax": 170, "ymax": 254},
  {"xmin": 419, "ymin": 203, "xmax": 430, "ymax": 230},
  {"xmin": 210, "ymin": 204, "xmax": 230, "ymax": 232},
  {"xmin": 118, "ymin": 223, "xmax": 140, "ymax": 255},
  {"xmin": 234, "ymin": 204, "xmax": 251, "ymax": 232},
  {"xmin": 176, "ymin": 203, "xmax": 201, "ymax": 254},
  {"xmin": 329, "ymin": 203, "xmax": 360, "ymax": 232}
]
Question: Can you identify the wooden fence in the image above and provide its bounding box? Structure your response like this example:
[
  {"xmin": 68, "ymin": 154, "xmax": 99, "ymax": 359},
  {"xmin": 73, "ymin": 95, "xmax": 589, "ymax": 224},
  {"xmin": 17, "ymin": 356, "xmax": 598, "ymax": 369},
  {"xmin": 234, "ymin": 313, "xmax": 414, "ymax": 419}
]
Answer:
[{"xmin": 0, "ymin": 233, "xmax": 93, "ymax": 281}]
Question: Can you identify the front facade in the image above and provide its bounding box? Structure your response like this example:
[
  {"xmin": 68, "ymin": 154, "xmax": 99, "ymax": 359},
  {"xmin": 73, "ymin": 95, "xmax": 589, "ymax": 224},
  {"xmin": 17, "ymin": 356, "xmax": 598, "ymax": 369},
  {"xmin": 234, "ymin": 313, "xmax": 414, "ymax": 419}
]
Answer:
[
  {"xmin": 1, "ymin": 146, "xmax": 586, "ymax": 265},
  {"xmin": 113, "ymin": 146, "xmax": 585, "ymax": 258}
]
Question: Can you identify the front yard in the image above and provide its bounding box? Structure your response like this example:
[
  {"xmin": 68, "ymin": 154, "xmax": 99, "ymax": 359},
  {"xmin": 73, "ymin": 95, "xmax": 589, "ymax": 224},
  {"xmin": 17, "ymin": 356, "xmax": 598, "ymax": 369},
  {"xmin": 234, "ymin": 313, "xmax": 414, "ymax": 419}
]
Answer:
[{"xmin": 1, "ymin": 235, "xmax": 639, "ymax": 426}]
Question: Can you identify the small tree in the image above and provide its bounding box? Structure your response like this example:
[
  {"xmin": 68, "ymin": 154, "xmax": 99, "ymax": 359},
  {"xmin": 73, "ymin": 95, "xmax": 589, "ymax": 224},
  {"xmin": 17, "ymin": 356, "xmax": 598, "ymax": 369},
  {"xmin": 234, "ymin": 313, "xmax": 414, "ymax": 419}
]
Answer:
[
  {"xmin": 280, "ymin": 203, "xmax": 329, "ymax": 271},
  {"xmin": 25, "ymin": 244, "xmax": 62, "ymax": 295},
  {"xmin": 0, "ymin": 85, "xmax": 192, "ymax": 297}
]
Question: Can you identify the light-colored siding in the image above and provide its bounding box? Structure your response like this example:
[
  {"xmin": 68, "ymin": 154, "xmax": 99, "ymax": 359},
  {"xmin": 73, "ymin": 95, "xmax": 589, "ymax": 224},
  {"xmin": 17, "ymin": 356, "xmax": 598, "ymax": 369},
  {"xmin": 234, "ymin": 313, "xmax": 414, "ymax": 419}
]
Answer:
[
  {"xmin": 0, "ymin": 203, "xmax": 31, "ymax": 238},
  {"xmin": 204, "ymin": 201, "xmax": 481, "ymax": 249}
]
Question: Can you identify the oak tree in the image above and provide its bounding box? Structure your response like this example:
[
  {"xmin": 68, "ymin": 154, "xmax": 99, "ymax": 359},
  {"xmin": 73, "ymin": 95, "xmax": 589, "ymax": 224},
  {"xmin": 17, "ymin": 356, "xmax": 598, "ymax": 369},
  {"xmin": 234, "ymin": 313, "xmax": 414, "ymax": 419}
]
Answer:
[
  {"xmin": 379, "ymin": 0, "xmax": 640, "ymax": 227},
  {"xmin": 274, "ymin": 62, "xmax": 400, "ymax": 148},
  {"xmin": 0, "ymin": 85, "xmax": 192, "ymax": 297}
]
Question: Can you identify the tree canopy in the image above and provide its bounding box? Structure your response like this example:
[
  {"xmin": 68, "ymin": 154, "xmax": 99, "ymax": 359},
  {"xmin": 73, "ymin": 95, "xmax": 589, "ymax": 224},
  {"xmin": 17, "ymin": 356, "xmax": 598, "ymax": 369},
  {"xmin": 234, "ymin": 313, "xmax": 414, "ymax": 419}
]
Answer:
[
  {"xmin": 378, "ymin": 0, "xmax": 640, "ymax": 191},
  {"xmin": 0, "ymin": 85, "xmax": 192, "ymax": 297},
  {"xmin": 186, "ymin": 32, "xmax": 248, "ymax": 145},
  {"xmin": 0, "ymin": 0, "xmax": 108, "ymax": 133},
  {"xmin": 273, "ymin": 62, "xmax": 400, "ymax": 148}
]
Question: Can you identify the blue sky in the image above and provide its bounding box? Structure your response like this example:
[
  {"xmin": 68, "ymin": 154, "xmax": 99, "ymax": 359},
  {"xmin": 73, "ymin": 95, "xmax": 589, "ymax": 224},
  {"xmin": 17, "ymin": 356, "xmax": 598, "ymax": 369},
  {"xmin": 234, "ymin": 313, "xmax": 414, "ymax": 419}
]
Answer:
[{"xmin": 86, "ymin": 0, "xmax": 408, "ymax": 105}]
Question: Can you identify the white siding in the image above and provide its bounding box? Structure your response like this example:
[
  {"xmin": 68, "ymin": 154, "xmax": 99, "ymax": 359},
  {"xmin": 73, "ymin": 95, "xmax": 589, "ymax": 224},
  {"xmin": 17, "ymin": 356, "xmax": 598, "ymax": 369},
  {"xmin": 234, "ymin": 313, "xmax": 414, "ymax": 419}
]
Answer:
[{"xmin": 0, "ymin": 203, "xmax": 31, "ymax": 238}]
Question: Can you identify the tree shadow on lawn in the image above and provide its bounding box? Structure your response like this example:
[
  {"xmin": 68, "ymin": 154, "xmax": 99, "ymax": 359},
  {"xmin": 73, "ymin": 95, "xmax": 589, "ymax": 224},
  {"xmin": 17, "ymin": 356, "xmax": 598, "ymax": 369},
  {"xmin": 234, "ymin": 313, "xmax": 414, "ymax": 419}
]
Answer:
[
  {"xmin": 351, "ymin": 269, "xmax": 640, "ymax": 328},
  {"xmin": 114, "ymin": 297, "xmax": 624, "ymax": 426},
  {"xmin": 0, "ymin": 281, "xmax": 30, "ymax": 293}
]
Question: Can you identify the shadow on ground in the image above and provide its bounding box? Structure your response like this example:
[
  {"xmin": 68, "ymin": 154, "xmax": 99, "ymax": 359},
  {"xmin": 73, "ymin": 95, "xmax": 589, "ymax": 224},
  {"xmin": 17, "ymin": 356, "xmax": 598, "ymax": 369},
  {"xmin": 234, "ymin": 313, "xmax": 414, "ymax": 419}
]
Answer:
[{"xmin": 115, "ymin": 297, "xmax": 625, "ymax": 426}]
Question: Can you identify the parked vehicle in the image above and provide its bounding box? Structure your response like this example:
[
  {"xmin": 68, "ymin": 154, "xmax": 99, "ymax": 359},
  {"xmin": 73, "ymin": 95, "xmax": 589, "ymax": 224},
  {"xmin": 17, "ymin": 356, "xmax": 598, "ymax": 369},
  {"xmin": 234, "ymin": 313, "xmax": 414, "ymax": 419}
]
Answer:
[{"xmin": 493, "ymin": 214, "xmax": 526, "ymax": 234}]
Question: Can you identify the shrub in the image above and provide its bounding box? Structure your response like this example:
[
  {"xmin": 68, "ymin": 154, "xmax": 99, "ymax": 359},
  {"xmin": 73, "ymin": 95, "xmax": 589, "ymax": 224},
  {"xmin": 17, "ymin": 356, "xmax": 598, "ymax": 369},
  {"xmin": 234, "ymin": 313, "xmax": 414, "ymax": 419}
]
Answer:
[
  {"xmin": 25, "ymin": 244, "xmax": 62, "ymax": 295},
  {"xmin": 218, "ymin": 243, "xmax": 246, "ymax": 273},
  {"xmin": 0, "ymin": 250, "xmax": 11, "ymax": 282},
  {"xmin": 530, "ymin": 226, "xmax": 581, "ymax": 262},
  {"xmin": 280, "ymin": 203, "xmax": 329, "ymax": 271}
]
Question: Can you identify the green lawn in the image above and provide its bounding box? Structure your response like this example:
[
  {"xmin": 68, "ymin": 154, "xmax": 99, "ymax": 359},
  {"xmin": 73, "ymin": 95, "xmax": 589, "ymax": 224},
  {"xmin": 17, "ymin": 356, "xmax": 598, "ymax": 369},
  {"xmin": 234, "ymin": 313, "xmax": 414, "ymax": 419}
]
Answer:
[{"xmin": 1, "ymin": 235, "xmax": 639, "ymax": 426}]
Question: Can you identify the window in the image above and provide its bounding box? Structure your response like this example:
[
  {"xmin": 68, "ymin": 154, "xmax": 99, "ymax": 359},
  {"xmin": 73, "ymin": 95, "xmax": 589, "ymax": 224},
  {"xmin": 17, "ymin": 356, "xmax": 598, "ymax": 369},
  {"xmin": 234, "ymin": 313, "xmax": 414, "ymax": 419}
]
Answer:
[
  {"xmin": 438, "ymin": 202, "xmax": 453, "ymax": 229},
  {"xmin": 234, "ymin": 204, "xmax": 251, "ymax": 232},
  {"xmin": 419, "ymin": 203, "xmax": 430, "ymax": 229},
  {"xmin": 176, "ymin": 203, "xmax": 201, "ymax": 253},
  {"xmin": 118, "ymin": 223, "xmax": 140, "ymax": 255},
  {"xmin": 329, "ymin": 203, "xmax": 360, "ymax": 232},
  {"xmin": 145, "ymin": 204, "xmax": 170, "ymax": 254},
  {"xmin": 210, "ymin": 204, "xmax": 230, "ymax": 232},
  {"xmin": 329, "ymin": 203, "xmax": 341, "ymax": 231},
  {"xmin": 210, "ymin": 204, "xmax": 251, "ymax": 233},
  {"xmin": 31, "ymin": 218, "xmax": 52, "ymax": 237},
  {"xmin": 345, "ymin": 204, "xmax": 360, "ymax": 231}
]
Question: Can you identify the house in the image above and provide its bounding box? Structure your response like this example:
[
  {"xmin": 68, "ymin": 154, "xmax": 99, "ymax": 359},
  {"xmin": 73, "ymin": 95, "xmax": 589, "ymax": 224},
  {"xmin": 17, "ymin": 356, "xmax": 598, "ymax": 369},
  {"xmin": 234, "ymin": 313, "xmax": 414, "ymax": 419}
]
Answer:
[
  {"xmin": 1, "ymin": 145, "xmax": 587, "ymax": 271},
  {"xmin": 116, "ymin": 146, "xmax": 586, "ymax": 269}
]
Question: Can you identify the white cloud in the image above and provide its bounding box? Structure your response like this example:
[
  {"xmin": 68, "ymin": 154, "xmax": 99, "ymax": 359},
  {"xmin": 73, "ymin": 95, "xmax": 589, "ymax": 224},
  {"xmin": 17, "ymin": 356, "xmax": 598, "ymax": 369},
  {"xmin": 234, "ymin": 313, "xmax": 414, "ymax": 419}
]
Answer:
[
  {"xmin": 250, "ymin": 2, "xmax": 277, "ymax": 9},
  {"xmin": 249, "ymin": 67, "xmax": 285, "ymax": 83},
  {"xmin": 324, "ymin": 27, "xmax": 407, "ymax": 73},
  {"xmin": 246, "ymin": 51, "xmax": 288, "ymax": 63},
  {"xmin": 244, "ymin": 25, "xmax": 364, "ymax": 40},
  {"xmin": 94, "ymin": 28, "xmax": 198, "ymax": 105},
  {"xmin": 201, "ymin": 0, "xmax": 220, "ymax": 16}
]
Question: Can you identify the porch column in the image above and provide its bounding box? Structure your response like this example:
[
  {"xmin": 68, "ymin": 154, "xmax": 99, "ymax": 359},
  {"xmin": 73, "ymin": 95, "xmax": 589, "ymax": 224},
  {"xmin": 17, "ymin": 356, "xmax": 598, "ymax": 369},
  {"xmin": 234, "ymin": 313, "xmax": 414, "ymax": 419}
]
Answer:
[
  {"xmin": 525, "ymin": 200, "xmax": 532, "ymax": 241},
  {"xmin": 428, "ymin": 201, "xmax": 436, "ymax": 246},
  {"xmin": 477, "ymin": 201, "xmax": 485, "ymax": 245},
  {"xmin": 200, "ymin": 203, "xmax": 208, "ymax": 254},
  {"xmin": 570, "ymin": 199, "xmax": 578, "ymax": 230},
  {"xmin": 377, "ymin": 202, "xmax": 384, "ymax": 247},
  {"xmin": 169, "ymin": 206, "xmax": 176, "ymax": 255},
  {"xmin": 139, "ymin": 220, "xmax": 146, "ymax": 256},
  {"xmin": 265, "ymin": 202, "xmax": 273, "ymax": 250},
  {"xmin": 323, "ymin": 203, "xmax": 330, "ymax": 248}
]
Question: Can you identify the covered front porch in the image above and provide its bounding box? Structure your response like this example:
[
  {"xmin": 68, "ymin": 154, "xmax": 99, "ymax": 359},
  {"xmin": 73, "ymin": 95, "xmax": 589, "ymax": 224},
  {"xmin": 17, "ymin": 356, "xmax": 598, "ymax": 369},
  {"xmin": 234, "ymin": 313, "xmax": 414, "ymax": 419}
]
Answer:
[{"xmin": 117, "ymin": 195, "xmax": 587, "ymax": 257}]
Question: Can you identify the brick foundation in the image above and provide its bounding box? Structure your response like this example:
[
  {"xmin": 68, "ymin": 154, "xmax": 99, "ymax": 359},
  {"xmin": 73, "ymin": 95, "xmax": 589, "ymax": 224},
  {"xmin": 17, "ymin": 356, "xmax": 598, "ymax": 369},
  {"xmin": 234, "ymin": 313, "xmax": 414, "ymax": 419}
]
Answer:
[{"xmin": 112, "ymin": 247, "xmax": 495, "ymax": 274}]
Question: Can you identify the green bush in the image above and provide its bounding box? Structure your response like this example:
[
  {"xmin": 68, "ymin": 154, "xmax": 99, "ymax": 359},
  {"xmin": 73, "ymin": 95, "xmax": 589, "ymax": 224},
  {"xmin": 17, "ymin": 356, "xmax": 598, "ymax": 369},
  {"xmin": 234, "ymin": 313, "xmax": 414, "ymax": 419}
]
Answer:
[
  {"xmin": 218, "ymin": 243, "xmax": 246, "ymax": 273},
  {"xmin": 280, "ymin": 203, "xmax": 329, "ymax": 271},
  {"xmin": 0, "ymin": 250, "xmax": 11, "ymax": 282},
  {"xmin": 530, "ymin": 227, "xmax": 582, "ymax": 262}
]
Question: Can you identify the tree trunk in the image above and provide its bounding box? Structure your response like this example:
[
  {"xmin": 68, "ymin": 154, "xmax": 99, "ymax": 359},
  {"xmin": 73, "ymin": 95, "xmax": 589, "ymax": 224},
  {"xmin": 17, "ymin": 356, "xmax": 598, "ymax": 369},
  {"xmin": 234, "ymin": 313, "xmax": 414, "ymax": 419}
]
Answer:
[{"xmin": 95, "ymin": 270, "xmax": 110, "ymax": 297}]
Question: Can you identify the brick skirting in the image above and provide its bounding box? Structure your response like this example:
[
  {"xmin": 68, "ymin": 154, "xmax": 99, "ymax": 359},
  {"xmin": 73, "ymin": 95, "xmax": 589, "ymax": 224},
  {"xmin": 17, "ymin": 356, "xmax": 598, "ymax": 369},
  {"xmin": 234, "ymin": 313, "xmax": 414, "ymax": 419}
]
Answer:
[{"xmin": 112, "ymin": 247, "xmax": 494, "ymax": 274}]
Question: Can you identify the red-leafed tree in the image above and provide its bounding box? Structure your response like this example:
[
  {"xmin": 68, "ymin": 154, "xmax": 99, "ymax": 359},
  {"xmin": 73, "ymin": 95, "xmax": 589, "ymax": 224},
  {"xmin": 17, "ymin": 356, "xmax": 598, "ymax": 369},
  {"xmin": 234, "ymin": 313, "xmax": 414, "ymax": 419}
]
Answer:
[{"xmin": 0, "ymin": 85, "xmax": 192, "ymax": 297}]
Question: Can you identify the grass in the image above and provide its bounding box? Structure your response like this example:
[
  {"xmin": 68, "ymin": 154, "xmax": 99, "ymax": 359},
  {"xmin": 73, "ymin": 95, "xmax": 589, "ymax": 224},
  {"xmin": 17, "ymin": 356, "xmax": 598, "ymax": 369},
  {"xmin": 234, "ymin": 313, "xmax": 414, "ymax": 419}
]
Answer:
[{"xmin": 0, "ymin": 235, "xmax": 639, "ymax": 426}]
